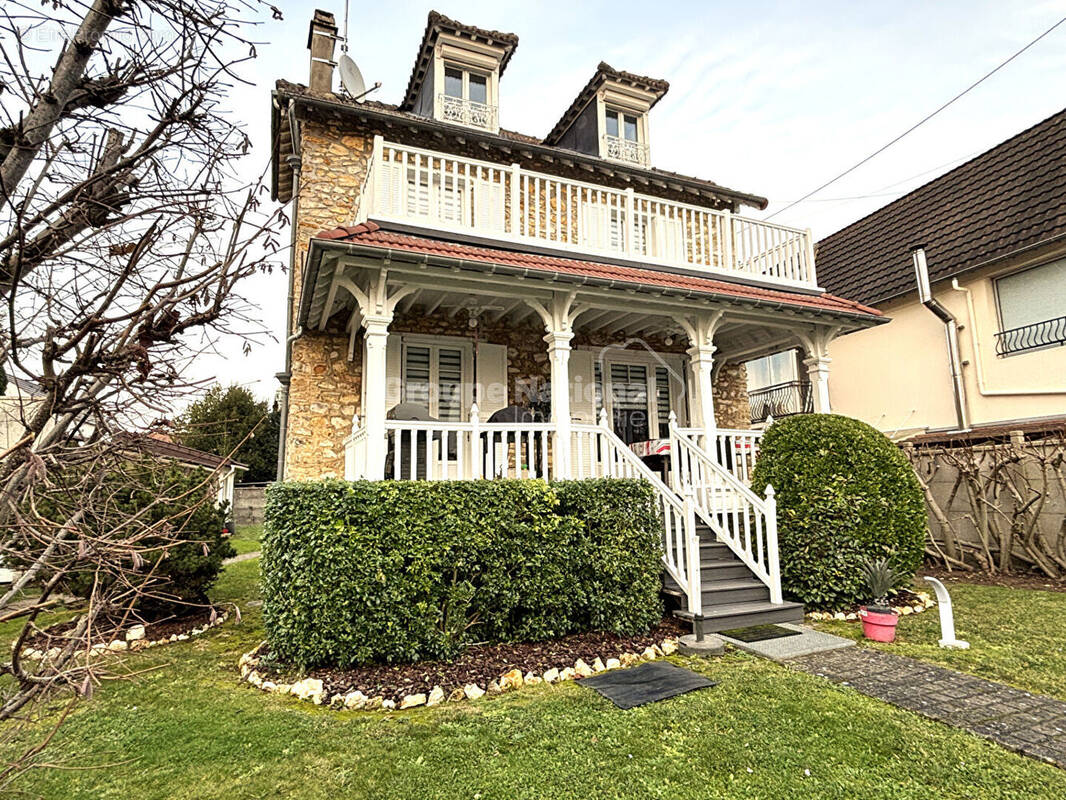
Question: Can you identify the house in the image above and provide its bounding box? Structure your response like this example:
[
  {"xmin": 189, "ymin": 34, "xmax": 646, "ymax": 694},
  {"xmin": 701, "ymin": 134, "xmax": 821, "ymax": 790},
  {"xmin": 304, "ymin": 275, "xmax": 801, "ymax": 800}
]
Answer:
[
  {"xmin": 270, "ymin": 10, "xmax": 883, "ymax": 633},
  {"xmin": 815, "ymin": 109, "xmax": 1066, "ymax": 440},
  {"xmin": 118, "ymin": 433, "xmax": 247, "ymax": 511},
  {"xmin": 0, "ymin": 375, "xmax": 44, "ymax": 454}
]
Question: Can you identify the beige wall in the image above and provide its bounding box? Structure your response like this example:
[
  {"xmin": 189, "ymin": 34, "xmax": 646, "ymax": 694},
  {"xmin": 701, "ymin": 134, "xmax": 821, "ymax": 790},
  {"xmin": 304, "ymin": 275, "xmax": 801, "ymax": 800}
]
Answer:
[{"xmin": 829, "ymin": 244, "xmax": 1066, "ymax": 435}]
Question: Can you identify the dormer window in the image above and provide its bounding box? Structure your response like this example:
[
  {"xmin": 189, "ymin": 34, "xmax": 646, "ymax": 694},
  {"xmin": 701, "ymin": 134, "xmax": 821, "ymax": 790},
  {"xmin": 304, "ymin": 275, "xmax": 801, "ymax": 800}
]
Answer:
[
  {"xmin": 603, "ymin": 107, "xmax": 648, "ymax": 166},
  {"xmin": 441, "ymin": 66, "xmax": 493, "ymax": 129}
]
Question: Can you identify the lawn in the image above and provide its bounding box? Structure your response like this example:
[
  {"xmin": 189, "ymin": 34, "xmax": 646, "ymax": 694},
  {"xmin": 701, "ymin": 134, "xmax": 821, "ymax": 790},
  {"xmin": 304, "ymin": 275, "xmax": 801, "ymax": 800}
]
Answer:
[
  {"xmin": 814, "ymin": 580, "xmax": 1066, "ymax": 702},
  {"xmin": 2, "ymin": 559, "xmax": 1064, "ymax": 799},
  {"xmin": 227, "ymin": 523, "xmax": 263, "ymax": 556}
]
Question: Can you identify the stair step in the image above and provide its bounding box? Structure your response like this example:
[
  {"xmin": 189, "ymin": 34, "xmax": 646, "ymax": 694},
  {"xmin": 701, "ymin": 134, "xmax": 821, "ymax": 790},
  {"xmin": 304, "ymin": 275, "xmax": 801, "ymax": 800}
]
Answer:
[
  {"xmin": 701, "ymin": 579, "xmax": 771, "ymax": 605},
  {"xmin": 674, "ymin": 600, "xmax": 805, "ymax": 634},
  {"xmin": 701, "ymin": 562, "xmax": 753, "ymax": 580}
]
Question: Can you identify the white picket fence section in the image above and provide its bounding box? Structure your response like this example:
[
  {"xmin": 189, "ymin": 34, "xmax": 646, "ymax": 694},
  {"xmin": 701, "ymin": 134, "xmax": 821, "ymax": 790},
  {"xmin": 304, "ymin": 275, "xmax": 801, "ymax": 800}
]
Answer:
[
  {"xmin": 670, "ymin": 420, "xmax": 781, "ymax": 604},
  {"xmin": 358, "ymin": 136, "xmax": 818, "ymax": 289}
]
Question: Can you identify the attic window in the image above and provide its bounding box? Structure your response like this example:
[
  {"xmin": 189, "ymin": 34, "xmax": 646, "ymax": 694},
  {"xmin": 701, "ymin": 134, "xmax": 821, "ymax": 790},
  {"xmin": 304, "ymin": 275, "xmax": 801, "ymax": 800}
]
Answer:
[{"xmin": 602, "ymin": 106, "xmax": 648, "ymax": 166}]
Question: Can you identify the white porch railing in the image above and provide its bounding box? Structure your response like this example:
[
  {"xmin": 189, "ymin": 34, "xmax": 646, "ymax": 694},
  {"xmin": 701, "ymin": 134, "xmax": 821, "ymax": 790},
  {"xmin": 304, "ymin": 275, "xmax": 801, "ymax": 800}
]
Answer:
[
  {"xmin": 670, "ymin": 420, "xmax": 781, "ymax": 604},
  {"xmin": 359, "ymin": 136, "xmax": 818, "ymax": 289},
  {"xmin": 678, "ymin": 427, "xmax": 765, "ymax": 485}
]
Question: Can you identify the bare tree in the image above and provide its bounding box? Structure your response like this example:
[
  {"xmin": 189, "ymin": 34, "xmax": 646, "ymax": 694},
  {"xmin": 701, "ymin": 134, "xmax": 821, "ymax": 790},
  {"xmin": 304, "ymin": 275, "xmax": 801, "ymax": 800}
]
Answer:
[{"xmin": 0, "ymin": 0, "xmax": 284, "ymax": 781}]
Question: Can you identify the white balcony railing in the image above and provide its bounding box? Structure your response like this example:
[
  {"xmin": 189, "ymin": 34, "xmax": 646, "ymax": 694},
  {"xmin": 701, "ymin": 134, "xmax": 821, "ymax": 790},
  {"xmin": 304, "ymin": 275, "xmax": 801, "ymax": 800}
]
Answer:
[
  {"xmin": 358, "ymin": 137, "xmax": 818, "ymax": 289},
  {"xmin": 437, "ymin": 94, "xmax": 496, "ymax": 130},
  {"xmin": 602, "ymin": 134, "xmax": 650, "ymax": 167}
]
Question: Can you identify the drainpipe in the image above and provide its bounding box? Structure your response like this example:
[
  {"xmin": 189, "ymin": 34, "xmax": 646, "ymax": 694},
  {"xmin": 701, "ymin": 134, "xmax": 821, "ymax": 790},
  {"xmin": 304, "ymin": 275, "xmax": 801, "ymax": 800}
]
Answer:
[{"xmin": 912, "ymin": 247, "xmax": 970, "ymax": 432}]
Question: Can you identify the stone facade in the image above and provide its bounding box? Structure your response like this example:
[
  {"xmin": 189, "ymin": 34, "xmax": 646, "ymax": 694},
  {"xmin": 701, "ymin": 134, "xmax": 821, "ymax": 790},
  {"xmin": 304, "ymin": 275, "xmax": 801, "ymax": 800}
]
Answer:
[{"xmin": 281, "ymin": 114, "xmax": 752, "ymax": 480}]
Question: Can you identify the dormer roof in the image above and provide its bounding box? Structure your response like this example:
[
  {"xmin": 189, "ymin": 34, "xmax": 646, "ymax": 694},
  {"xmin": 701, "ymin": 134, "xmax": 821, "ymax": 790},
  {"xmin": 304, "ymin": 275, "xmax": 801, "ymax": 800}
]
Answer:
[
  {"xmin": 544, "ymin": 62, "xmax": 669, "ymax": 147},
  {"xmin": 400, "ymin": 11, "xmax": 519, "ymax": 113}
]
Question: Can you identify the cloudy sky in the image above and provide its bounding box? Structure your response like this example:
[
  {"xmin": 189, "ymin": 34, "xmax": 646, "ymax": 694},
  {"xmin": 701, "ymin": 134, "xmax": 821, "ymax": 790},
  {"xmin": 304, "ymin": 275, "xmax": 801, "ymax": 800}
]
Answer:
[{"xmin": 199, "ymin": 0, "xmax": 1066, "ymax": 401}]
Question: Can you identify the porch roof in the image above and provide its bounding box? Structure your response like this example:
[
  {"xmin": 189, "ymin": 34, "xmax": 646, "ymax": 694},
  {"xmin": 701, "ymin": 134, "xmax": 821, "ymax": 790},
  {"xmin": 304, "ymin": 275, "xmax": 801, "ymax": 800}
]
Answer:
[{"xmin": 312, "ymin": 221, "xmax": 883, "ymax": 321}]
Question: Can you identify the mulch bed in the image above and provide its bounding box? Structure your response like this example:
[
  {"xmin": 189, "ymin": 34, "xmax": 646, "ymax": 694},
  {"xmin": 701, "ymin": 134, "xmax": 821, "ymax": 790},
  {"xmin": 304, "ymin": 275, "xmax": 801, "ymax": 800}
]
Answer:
[
  {"xmin": 256, "ymin": 618, "xmax": 687, "ymax": 703},
  {"xmin": 26, "ymin": 606, "xmax": 221, "ymax": 650},
  {"xmin": 920, "ymin": 567, "xmax": 1066, "ymax": 593}
]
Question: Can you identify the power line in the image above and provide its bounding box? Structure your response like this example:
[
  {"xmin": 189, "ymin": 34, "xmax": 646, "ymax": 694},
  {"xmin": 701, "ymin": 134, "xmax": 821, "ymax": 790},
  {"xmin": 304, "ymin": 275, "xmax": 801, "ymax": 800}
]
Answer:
[{"xmin": 766, "ymin": 15, "xmax": 1066, "ymax": 220}]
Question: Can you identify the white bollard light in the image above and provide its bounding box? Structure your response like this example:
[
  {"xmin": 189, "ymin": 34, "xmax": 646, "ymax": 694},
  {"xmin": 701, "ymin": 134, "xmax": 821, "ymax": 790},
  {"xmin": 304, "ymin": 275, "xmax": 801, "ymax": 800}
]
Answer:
[{"xmin": 922, "ymin": 576, "xmax": 970, "ymax": 649}]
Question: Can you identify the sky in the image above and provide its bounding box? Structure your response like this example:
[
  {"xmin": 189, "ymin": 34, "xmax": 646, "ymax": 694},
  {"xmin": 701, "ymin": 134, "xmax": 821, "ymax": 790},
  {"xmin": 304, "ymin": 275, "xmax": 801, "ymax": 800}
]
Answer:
[{"xmin": 195, "ymin": 0, "xmax": 1066, "ymax": 402}]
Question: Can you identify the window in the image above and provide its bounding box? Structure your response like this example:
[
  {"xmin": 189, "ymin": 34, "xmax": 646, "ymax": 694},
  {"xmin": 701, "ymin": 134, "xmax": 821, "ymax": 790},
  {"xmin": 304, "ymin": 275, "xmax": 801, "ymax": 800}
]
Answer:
[
  {"xmin": 745, "ymin": 350, "xmax": 799, "ymax": 392},
  {"xmin": 655, "ymin": 367, "xmax": 671, "ymax": 437},
  {"xmin": 995, "ymin": 259, "xmax": 1066, "ymax": 355},
  {"xmin": 610, "ymin": 363, "xmax": 649, "ymax": 444},
  {"xmin": 596, "ymin": 352, "xmax": 682, "ymax": 442},
  {"xmin": 602, "ymin": 107, "xmax": 647, "ymax": 165},
  {"xmin": 402, "ymin": 344, "xmax": 466, "ymax": 420},
  {"xmin": 744, "ymin": 350, "xmax": 811, "ymax": 424},
  {"xmin": 440, "ymin": 65, "xmax": 492, "ymax": 127},
  {"xmin": 605, "ymin": 108, "xmax": 640, "ymax": 142}
]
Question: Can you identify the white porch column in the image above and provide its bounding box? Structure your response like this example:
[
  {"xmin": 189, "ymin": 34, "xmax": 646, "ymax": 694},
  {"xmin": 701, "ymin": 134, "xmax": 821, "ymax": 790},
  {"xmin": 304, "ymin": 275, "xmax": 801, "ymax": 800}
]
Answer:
[
  {"xmin": 797, "ymin": 325, "xmax": 840, "ymax": 415},
  {"xmin": 362, "ymin": 313, "xmax": 393, "ymax": 479},
  {"xmin": 804, "ymin": 354, "xmax": 832, "ymax": 413},
  {"xmin": 678, "ymin": 311, "xmax": 723, "ymax": 451},
  {"xmin": 544, "ymin": 329, "xmax": 574, "ymax": 478}
]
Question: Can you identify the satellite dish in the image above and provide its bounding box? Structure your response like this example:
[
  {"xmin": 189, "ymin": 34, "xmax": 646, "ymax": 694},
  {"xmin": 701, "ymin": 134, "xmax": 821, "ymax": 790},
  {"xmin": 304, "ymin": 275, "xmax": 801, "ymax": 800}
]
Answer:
[{"xmin": 338, "ymin": 54, "xmax": 367, "ymax": 100}]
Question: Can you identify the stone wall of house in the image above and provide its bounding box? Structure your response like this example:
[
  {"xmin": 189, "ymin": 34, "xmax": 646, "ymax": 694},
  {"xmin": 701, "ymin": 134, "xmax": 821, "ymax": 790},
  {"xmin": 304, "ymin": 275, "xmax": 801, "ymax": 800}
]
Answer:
[{"xmin": 713, "ymin": 363, "xmax": 750, "ymax": 429}]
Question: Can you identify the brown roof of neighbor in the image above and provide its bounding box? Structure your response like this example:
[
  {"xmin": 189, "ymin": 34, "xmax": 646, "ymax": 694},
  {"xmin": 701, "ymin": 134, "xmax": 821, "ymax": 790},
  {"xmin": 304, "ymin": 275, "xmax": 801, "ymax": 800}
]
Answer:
[
  {"xmin": 544, "ymin": 62, "xmax": 670, "ymax": 147},
  {"xmin": 271, "ymin": 80, "xmax": 768, "ymax": 210},
  {"xmin": 314, "ymin": 221, "xmax": 883, "ymax": 321},
  {"xmin": 904, "ymin": 415, "xmax": 1066, "ymax": 447},
  {"xmin": 400, "ymin": 11, "xmax": 520, "ymax": 112},
  {"xmin": 816, "ymin": 107, "xmax": 1066, "ymax": 307},
  {"xmin": 116, "ymin": 433, "xmax": 248, "ymax": 470}
]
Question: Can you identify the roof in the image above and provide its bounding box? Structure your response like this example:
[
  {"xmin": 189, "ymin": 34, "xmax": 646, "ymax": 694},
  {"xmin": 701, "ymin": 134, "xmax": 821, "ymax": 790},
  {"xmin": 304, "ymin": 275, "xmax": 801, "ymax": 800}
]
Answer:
[
  {"xmin": 116, "ymin": 433, "xmax": 248, "ymax": 471},
  {"xmin": 271, "ymin": 80, "xmax": 768, "ymax": 210},
  {"xmin": 544, "ymin": 62, "xmax": 670, "ymax": 146},
  {"xmin": 904, "ymin": 414, "xmax": 1066, "ymax": 448},
  {"xmin": 400, "ymin": 11, "xmax": 520, "ymax": 112},
  {"xmin": 312, "ymin": 221, "xmax": 882, "ymax": 321},
  {"xmin": 5, "ymin": 376, "xmax": 43, "ymax": 397},
  {"xmin": 816, "ymin": 107, "xmax": 1066, "ymax": 307}
]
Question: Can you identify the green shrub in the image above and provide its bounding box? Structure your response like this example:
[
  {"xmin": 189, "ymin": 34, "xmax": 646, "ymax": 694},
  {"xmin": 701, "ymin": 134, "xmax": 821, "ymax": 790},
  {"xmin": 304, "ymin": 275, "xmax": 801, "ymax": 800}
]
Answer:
[
  {"xmin": 750, "ymin": 414, "xmax": 926, "ymax": 610},
  {"xmin": 261, "ymin": 478, "xmax": 663, "ymax": 668}
]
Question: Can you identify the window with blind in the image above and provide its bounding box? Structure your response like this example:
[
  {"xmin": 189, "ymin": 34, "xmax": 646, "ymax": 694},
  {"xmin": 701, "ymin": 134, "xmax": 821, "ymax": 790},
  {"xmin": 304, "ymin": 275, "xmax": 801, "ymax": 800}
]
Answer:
[
  {"xmin": 402, "ymin": 344, "xmax": 465, "ymax": 420},
  {"xmin": 995, "ymin": 259, "xmax": 1066, "ymax": 355},
  {"xmin": 655, "ymin": 367, "xmax": 671, "ymax": 437},
  {"xmin": 609, "ymin": 363, "xmax": 649, "ymax": 444}
]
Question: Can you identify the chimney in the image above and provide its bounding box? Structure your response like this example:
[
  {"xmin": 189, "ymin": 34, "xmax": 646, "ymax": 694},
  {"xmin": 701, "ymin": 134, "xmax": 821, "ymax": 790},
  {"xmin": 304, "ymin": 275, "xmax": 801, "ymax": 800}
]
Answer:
[{"xmin": 307, "ymin": 9, "xmax": 338, "ymax": 94}]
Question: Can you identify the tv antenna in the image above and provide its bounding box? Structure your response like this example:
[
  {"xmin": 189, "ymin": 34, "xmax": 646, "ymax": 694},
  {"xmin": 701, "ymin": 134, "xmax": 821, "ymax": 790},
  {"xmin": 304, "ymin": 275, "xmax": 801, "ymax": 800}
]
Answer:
[{"xmin": 337, "ymin": 0, "xmax": 381, "ymax": 102}]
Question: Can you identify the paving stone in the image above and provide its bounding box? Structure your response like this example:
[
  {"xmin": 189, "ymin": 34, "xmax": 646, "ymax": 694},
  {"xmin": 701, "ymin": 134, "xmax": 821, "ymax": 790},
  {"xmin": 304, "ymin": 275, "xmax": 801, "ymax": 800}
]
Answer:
[{"xmin": 790, "ymin": 648, "xmax": 1066, "ymax": 770}]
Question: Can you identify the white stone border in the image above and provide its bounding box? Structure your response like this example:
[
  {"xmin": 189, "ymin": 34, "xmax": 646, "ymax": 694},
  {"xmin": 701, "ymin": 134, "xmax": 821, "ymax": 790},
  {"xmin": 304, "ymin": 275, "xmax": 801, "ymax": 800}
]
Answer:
[
  {"xmin": 20, "ymin": 611, "xmax": 229, "ymax": 663},
  {"xmin": 238, "ymin": 636, "xmax": 682, "ymax": 711},
  {"xmin": 806, "ymin": 591, "xmax": 935, "ymax": 622}
]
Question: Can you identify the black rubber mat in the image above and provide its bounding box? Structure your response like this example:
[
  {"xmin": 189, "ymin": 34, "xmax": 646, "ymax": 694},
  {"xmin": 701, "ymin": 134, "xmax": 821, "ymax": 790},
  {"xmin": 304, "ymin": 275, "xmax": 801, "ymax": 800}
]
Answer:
[
  {"xmin": 579, "ymin": 661, "xmax": 716, "ymax": 709},
  {"xmin": 720, "ymin": 624, "xmax": 802, "ymax": 643}
]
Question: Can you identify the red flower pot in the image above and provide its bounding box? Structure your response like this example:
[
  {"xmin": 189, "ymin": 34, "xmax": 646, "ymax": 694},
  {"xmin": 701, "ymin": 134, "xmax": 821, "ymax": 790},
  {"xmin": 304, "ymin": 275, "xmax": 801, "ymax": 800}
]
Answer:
[{"xmin": 859, "ymin": 607, "xmax": 899, "ymax": 642}]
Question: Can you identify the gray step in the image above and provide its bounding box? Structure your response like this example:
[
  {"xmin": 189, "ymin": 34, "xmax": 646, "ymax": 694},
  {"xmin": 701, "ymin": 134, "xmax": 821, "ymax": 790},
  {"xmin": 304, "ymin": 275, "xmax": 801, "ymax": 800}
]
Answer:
[
  {"xmin": 700, "ymin": 560, "xmax": 753, "ymax": 580},
  {"xmin": 701, "ymin": 579, "xmax": 771, "ymax": 605},
  {"xmin": 674, "ymin": 600, "xmax": 805, "ymax": 634}
]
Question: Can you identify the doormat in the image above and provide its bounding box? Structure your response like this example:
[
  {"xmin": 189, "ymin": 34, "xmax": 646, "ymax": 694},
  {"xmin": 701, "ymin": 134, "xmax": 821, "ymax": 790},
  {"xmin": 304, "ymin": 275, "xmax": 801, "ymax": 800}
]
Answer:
[
  {"xmin": 579, "ymin": 661, "xmax": 716, "ymax": 709},
  {"xmin": 720, "ymin": 624, "xmax": 802, "ymax": 643}
]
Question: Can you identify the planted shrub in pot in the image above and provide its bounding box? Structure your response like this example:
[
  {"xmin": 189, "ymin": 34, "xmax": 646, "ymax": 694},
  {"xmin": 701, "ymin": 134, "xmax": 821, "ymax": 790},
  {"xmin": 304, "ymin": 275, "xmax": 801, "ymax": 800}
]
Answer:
[{"xmin": 859, "ymin": 557, "xmax": 903, "ymax": 642}]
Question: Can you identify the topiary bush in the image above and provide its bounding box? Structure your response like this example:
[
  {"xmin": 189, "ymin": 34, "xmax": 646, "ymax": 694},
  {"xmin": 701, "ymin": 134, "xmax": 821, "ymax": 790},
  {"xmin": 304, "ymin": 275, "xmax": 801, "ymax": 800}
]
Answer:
[
  {"xmin": 750, "ymin": 414, "xmax": 926, "ymax": 610},
  {"xmin": 261, "ymin": 478, "xmax": 663, "ymax": 668}
]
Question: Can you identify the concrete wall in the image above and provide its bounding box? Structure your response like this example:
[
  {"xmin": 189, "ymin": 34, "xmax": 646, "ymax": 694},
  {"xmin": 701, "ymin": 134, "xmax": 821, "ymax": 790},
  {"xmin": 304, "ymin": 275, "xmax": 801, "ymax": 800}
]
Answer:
[
  {"xmin": 829, "ymin": 243, "xmax": 1066, "ymax": 435},
  {"xmin": 233, "ymin": 484, "xmax": 268, "ymax": 527}
]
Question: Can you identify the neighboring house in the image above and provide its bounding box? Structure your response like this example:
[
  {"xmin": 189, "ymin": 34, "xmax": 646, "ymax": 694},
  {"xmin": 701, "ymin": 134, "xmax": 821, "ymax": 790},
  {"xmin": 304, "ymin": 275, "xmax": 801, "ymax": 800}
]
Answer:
[
  {"xmin": 116, "ymin": 433, "xmax": 248, "ymax": 511},
  {"xmin": 815, "ymin": 109, "xmax": 1066, "ymax": 440},
  {"xmin": 270, "ymin": 10, "xmax": 883, "ymax": 633},
  {"xmin": 0, "ymin": 376, "xmax": 44, "ymax": 453}
]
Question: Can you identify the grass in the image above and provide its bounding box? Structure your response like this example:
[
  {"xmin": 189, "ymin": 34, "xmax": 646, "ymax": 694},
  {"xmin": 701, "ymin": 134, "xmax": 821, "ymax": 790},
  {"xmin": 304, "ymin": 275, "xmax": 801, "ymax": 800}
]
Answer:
[
  {"xmin": 814, "ymin": 582, "xmax": 1066, "ymax": 702},
  {"xmin": 227, "ymin": 523, "xmax": 262, "ymax": 556},
  {"xmin": 1, "ymin": 561, "xmax": 1064, "ymax": 798}
]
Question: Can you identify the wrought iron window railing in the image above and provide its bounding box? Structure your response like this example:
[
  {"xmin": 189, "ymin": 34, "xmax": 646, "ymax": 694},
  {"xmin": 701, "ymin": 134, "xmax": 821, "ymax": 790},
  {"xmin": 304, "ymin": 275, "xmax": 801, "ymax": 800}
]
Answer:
[
  {"xmin": 602, "ymin": 134, "xmax": 650, "ymax": 167},
  {"xmin": 995, "ymin": 315, "xmax": 1066, "ymax": 356},
  {"xmin": 747, "ymin": 380, "xmax": 813, "ymax": 424},
  {"xmin": 437, "ymin": 94, "xmax": 496, "ymax": 130}
]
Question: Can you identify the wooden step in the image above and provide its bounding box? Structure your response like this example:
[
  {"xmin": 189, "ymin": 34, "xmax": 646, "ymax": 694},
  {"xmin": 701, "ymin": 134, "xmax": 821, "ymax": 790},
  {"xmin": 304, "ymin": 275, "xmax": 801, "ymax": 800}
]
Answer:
[
  {"xmin": 700, "ymin": 560, "xmax": 752, "ymax": 580},
  {"xmin": 701, "ymin": 578, "xmax": 770, "ymax": 605},
  {"xmin": 674, "ymin": 600, "xmax": 805, "ymax": 634}
]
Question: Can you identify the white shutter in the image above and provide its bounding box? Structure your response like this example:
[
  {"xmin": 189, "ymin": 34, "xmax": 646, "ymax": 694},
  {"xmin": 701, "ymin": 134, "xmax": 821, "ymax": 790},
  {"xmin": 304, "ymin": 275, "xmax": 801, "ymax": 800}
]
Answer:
[
  {"xmin": 582, "ymin": 201, "xmax": 611, "ymax": 251},
  {"xmin": 652, "ymin": 214, "xmax": 684, "ymax": 262},
  {"xmin": 663, "ymin": 353, "xmax": 688, "ymax": 426},
  {"xmin": 474, "ymin": 179, "xmax": 505, "ymax": 233},
  {"xmin": 374, "ymin": 161, "xmax": 403, "ymax": 216},
  {"xmin": 384, "ymin": 335, "xmax": 402, "ymax": 413},
  {"xmin": 568, "ymin": 349, "xmax": 596, "ymax": 423},
  {"xmin": 475, "ymin": 342, "xmax": 508, "ymax": 418}
]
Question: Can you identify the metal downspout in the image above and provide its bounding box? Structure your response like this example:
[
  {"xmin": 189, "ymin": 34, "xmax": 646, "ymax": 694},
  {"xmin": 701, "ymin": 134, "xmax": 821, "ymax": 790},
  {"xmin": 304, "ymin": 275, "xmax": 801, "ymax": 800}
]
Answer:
[
  {"xmin": 912, "ymin": 247, "xmax": 971, "ymax": 432},
  {"xmin": 276, "ymin": 103, "xmax": 303, "ymax": 481}
]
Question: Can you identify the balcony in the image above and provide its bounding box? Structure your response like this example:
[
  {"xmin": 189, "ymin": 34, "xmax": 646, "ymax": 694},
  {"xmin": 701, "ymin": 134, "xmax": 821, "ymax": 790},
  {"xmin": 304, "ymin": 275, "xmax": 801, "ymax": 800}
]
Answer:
[
  {"xmin": 359, "ymin": 138, "xmax": 818, "ymax": 289},
  {"xmin": 995, "ymin": 315, "xmax": 1066, "ymax": 356},
  {"xmin": 602, "ymin": 134, "xmax": 649, "ymax": 167},
  {"xmin": 747, "ymin": 380, "xmax": 813, "ymax": 424},
  {"xmin": 437, "ymin": 94, "xmax": 496, "ymax": 130}
]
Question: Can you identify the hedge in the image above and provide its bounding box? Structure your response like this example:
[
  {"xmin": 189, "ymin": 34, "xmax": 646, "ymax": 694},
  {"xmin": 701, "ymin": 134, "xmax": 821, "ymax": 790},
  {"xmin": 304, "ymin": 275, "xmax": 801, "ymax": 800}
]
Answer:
[
  {"xmin": 261, "ymin": 478, "xmax": 663, "ymax": 668},
  {"xmin": 750, "ymin": 414, "xmax": 926, "ymax": 610}
]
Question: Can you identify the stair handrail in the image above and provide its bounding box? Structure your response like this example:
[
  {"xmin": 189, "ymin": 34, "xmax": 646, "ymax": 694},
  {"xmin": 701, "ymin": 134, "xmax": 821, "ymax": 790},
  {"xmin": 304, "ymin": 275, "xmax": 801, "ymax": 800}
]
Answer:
[
  {"xmin": 669, "ymin": 414, "xmax": 782, "ymax": 604},
  {"xmin": 572, "ymin": 411, "xmax": 703, "ymax": 616}
]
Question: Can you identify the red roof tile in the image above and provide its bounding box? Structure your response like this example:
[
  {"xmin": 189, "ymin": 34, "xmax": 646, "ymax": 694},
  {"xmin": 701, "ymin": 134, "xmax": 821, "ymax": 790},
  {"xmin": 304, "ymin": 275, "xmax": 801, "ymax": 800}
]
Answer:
[{"xmin": 316, "ymin": 222, "xmax": 882, "ymax": 320}]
